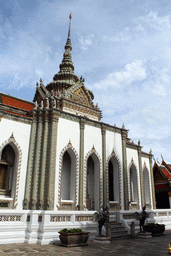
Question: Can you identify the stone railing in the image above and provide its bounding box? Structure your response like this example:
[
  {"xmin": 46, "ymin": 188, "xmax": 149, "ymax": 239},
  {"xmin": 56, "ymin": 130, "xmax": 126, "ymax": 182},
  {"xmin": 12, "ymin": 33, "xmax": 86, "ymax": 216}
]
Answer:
[
  {"xmin": 152, "ymin": 209, "xmax": 171, "ymax": 230},
  {"xmin": 0, "ymin": 210, "xmax": 98, "ymax": 245}
]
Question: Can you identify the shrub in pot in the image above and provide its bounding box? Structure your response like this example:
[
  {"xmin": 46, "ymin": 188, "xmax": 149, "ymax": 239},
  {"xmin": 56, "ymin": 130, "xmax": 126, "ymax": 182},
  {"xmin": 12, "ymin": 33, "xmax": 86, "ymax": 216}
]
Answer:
[{"xmin": 144, "ymin": 223, "xmax": 165, "ymax": 235}]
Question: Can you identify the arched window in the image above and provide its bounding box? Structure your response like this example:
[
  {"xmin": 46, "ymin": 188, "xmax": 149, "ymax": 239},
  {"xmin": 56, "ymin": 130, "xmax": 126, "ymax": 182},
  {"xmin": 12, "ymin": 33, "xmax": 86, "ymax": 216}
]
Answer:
[
  {"xmin": 86, "ymin": 153, "xmax": 100, "ymax": 211},
  {"xmin": 0, "ymin": 144, "xmax": 15, "ymax": 197},
  {"xmin": 143, "ymin": 168, "xmax": 150, "ymax": 205},
  {"xmin": 130, "ymin": 165, "xmax": 138, "ymax": 203},
  {"xmin": 108, "ymin": 157, "xmax": 119, "ymax": 202},
  {"xmin": 61, "ymin": 149, "xmax": 76, "ymax": 202}
]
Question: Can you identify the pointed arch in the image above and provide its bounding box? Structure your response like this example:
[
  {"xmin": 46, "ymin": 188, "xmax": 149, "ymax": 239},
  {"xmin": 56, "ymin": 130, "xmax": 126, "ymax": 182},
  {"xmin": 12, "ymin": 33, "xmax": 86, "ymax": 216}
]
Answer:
[
  {"xmin": 142, "ymin": 162, "xmax": 152, "ymax": 209},
  {"xmin": 128, "ymin": 159, "xmax": 140, "ymax": 210},
  {"xmin": 84, "ymin": 146, "xmax": 102, "ymax": 210},
  {"xmin": 0, "ymin": 133, "xmax": 22, "ymax": 208},
  {"xmin": 106, "ymin": 149, "xmax": 122, "ymax": 209},
  {"xmin": 58, "ymin": 141, "xmax": 79, "ymax": 209}
]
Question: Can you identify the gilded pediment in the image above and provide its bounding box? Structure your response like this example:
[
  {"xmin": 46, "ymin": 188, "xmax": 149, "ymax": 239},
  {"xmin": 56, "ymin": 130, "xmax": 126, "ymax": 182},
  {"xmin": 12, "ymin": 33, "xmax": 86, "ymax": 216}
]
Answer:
[{"xmin": 68, "ymin": 87, "xmax": 91, "ymax": 107}]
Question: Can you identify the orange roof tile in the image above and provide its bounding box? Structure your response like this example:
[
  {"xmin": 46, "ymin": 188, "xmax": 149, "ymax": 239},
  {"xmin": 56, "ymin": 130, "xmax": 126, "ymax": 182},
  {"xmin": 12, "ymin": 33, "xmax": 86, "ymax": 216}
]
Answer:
[{"xmin": 0, "ymin": 94, "xmax": 34, "ymax": 111}]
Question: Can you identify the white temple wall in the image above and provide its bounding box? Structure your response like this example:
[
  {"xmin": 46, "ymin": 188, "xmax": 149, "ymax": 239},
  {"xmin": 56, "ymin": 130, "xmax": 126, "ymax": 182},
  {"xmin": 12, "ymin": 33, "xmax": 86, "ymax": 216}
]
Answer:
[
  {"xmin": 54, "ymin": 117, "xmax": 80, "ymax": 210},
  {"xmin": 106, "ymin": 131, "xmax": 122, "ymax": 161},
  {"xmin": 84, "ymin": 125, "xmax": 102, "ymax": 158},
  {"xmin": 141, "ymin": 157, "xmax": 150, "ymax": 171},
  {"xmin": 0, "ymin": 118, "xmax": 31, "ymax": 209}
]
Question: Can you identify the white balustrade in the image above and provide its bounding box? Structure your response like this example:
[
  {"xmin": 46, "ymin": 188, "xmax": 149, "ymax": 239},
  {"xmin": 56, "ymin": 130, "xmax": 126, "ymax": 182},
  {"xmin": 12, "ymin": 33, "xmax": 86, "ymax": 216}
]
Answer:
[{"xmin": 0, "ymin": 210, "xmax": 98, "ymax": 245}]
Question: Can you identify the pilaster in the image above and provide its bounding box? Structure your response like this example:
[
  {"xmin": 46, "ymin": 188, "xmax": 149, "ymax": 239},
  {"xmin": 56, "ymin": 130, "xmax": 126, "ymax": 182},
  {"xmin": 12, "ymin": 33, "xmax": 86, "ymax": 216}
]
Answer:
[
  {"xmin": 46, "ymin": 110, "xmax": 59, "ymax": 210},
  {"xmin": 24, "ymin": 110, "xmax": 37, "ymax": 209},
  {"xmin": 138, "ymin": 142, "xmax": 143, "ymax": 209},
  {"xmin": 78, "ymin": 118, "xmax": 85, "ymax": 210},
  {"xmin": 101, "ymin": 125, "xmax": 106, "ymax": 208},
  {"xmin": 31, "ymin": 110, "xmax": 43, "ymax": 209},
  {"xmin": 39, "ymin": 111, "xmax": 49, "ymax": 209},
  {"xmin": 121, "ymin": 128, "xmax": 129, "ymax": 210},
  {"xmin": 149, "ymin": 151, "xmax": 156, "ymax": 209}
]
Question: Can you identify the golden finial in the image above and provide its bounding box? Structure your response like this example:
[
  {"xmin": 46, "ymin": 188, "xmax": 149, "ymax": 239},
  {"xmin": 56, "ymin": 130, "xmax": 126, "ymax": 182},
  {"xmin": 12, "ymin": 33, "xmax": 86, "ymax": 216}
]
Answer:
[{"xmin": 68, "ymin": 13, "xmax": 72, "ymax": 39}]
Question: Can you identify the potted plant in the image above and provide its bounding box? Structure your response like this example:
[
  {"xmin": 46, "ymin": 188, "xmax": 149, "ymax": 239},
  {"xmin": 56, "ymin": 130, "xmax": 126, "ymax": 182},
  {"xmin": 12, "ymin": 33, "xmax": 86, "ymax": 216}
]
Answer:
[
  {"xmin": 58, "ymin": 228, "xmax": 90, "ymax": 247},
  {"xmin": 144, "ymin": 223, "xmax": 165, "ymax": 236}
]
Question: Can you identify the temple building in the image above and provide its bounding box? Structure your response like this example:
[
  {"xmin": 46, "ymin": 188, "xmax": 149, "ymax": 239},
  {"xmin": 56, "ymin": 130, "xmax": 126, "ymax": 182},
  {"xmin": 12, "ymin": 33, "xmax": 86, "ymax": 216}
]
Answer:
[
  {"xmin": 0, "ymin": 14, "xmax": 156, "ymax": 244},
  {"xmin": 153, "ymin": 158, "xmax": 171, "ymax": 209}
]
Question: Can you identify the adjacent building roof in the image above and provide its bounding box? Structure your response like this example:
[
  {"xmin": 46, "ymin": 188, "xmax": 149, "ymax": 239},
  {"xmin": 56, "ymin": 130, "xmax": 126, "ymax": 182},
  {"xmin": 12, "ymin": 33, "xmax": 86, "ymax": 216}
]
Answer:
[
  {"xmin": 0, "ymin": 93, "xmax": 34, "ymax": 118},
  {"xmin": 153, "ymin": 160, "xmax": 171, "ymax": 191}
]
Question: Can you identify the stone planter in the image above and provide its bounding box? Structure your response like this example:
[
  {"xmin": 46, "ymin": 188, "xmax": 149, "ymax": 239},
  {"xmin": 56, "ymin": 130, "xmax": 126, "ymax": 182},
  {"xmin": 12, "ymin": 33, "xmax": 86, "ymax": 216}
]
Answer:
[{"xmin": 59, "ymin": 231, "xmax": 90, "ymax": 247}]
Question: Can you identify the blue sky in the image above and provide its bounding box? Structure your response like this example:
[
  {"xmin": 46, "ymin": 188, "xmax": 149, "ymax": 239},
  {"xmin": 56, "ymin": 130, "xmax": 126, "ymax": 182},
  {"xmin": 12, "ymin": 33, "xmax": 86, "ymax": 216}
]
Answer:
[{"xmin": 1, "ymin": 0, "xmax": 171, "ymax": 163}]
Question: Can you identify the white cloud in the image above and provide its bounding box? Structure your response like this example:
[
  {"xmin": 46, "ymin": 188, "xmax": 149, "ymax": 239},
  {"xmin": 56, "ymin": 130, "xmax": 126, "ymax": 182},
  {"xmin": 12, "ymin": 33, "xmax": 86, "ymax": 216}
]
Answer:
[
  {"xmin": 136, "ymin": 11, "xmax": 171, "ymax": 31},
  {"xmin": 102, "ymin": 27, "xmax": 131, "ymax": 42},
  {"xmin": 78, "ymin": 34, "xmax": 95, "ymax": 51},
  {"xmin": 94, "ymin": 60, "xmax": 147, "ymax": 89}
]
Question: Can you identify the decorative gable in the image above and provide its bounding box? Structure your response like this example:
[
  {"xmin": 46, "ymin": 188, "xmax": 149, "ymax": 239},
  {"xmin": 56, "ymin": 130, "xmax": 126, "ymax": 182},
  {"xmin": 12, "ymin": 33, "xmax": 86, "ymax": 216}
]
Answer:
[
  {"xmin": 69, "ymin": 87, "xmax": 91, "ymax": 107},
  {"xmin": 154, "ymin": 168, "xmax": 168, "ymax": 183}
]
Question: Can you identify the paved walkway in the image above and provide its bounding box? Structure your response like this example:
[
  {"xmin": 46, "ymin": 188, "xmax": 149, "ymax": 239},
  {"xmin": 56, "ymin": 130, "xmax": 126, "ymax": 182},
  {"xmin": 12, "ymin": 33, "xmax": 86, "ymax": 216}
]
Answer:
[{"xmin": 0, "ymin": 231, "xmax": 171, "ymax": 256}]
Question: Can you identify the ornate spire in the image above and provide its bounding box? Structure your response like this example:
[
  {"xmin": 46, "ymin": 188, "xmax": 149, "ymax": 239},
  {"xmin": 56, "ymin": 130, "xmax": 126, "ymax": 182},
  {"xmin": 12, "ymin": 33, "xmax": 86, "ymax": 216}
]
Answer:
[
  {"xmin": 68, "ymin": 13, "xmax": 72, "ymax": 40},
  {"xmin": 65, "ymin": 13, "xmax": 72, "ymax": 52},
  {"xmin": 47, "ymin": 13, "xmax": 79, "ymax": 93}
]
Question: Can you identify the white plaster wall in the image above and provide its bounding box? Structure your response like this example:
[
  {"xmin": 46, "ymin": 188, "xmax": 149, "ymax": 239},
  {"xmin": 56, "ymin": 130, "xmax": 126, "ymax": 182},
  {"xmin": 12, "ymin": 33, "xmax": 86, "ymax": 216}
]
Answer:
[
  {"xmin": 0, "ymin": 118, "xmax": 31, "ymax": 209},
  {"xmin": 84, "ymin": 125, "xmax": 102, "ymax": 158},
  {"xmin": 106, "ymin": 131, "xmax": 124, "ymax": 209},
  {"xmin": 141, "ymin": 157, "xmax": 150, "ymax": 171},
  {"xmin": 106, "ymin": 131, "xmax": 122, "ymax": 163},
  {"xmin": 55, "ymin": 118, "xmax": 80, "ymax": 210},
  {"xmin": 126, "ymin": 148, "xmax": 141, "ymax": 208}
]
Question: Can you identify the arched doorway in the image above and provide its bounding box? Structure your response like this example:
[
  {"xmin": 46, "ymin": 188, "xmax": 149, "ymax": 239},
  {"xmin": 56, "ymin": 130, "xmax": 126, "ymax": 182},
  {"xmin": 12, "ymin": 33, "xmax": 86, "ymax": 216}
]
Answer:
[
  {"xmin": 143, "ymin": 168, "xmax": 150, "ymax": 209},
  {"xmin": 61, "ymin": 149, "xmax": 76, "ymax": 209},
  {"xmin": 0, "ymin": 144, "xmax": 15, "ymax": 197},
  {"xmin": 130, "ymin": 165, "xmax": 138, "ymax": 209},
  {"xmin": 86, "ymin": 153, "xmax": 100, "ymax": 211}
]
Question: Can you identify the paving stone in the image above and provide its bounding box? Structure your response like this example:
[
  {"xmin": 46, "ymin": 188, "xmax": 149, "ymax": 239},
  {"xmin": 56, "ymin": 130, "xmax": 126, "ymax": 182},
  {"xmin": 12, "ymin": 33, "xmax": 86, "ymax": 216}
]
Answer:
[{"xmin": 0, "ymin": 230, "xmax": 170, "ymax": 255}]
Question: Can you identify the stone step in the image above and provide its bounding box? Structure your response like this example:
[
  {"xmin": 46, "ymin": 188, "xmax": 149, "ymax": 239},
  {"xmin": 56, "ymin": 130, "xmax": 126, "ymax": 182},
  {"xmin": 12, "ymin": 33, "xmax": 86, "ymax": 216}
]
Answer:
[
  {"xmin": 110, "ymin": 223, "xmax": 123, "ymax": 228},
  {"xmin": 111, "ymin": 230, "xmax": 128, "ymax": 235},
  {"xmin": 111, "ymin": 227, "xmax": 125, "ymax": 231},
  {"xmin": 111, "ymin": 234, "xmax": 130, "ymax": 240},
  {"xmin": 108, "ymin": 220, "xmax": 129, "ymax": 240}
]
